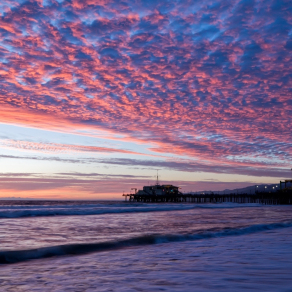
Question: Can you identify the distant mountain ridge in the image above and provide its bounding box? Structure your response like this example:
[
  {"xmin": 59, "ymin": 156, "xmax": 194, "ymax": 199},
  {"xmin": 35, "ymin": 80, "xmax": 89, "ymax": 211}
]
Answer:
[{"xmin": 189, "ymin": 182, "xmax": 292, "ymax": 195}]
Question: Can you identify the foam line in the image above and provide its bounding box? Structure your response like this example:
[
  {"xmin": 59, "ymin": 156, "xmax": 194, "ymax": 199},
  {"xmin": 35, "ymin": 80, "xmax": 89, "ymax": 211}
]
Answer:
[{"xmin": 0, "ymin": 203, "xmax": 262, "ymax": 218}]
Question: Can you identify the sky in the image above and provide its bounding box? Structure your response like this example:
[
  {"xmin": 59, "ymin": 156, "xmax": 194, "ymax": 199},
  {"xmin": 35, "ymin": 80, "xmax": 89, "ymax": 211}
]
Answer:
[{"xmin": 0, "ymin": 0, "xmax": 291, "ymax": 199}]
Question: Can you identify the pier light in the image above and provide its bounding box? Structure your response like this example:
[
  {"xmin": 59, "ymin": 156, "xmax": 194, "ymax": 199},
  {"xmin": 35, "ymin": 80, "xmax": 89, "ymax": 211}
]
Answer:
[{"xmin": 265, "ymin": 186, "xmax": 267, "ymax": 189}]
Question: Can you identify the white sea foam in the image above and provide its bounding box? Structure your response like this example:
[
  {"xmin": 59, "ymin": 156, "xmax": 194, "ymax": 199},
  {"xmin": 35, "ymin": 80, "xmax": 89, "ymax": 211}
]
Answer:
[{"xmin": 0, "ymin": 202, "xmax": 262, "ymax": 218}]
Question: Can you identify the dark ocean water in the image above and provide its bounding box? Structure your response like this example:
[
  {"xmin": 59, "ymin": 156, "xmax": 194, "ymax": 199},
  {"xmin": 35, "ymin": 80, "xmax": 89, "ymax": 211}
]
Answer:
[{"xmin": 0, "ymin": 200, "xmax": 292, "ymax": 291}]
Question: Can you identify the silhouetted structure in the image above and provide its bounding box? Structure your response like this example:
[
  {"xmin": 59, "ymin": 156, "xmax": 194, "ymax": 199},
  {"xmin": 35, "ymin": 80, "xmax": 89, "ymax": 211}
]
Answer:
[
  {"xmin": 123, "ymin": 190, "xmax": 292, "ymax": 204},
  {"xmin": 135, "ymin": 184, "xmax": 181, "ymax": 196},
  {"xmin": 124, "ymin": 173, "xmax": 292, "ymax": 205}
]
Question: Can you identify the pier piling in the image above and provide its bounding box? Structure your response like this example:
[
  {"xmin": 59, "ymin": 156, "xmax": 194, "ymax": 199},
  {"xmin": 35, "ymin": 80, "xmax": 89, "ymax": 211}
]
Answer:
[{"xmin": 123, "ymin": 191, "xmax": 292, "ymax": 205}]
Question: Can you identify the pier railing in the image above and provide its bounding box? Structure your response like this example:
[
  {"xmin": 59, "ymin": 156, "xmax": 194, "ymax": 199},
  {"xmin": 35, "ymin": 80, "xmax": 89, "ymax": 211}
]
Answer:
[{"xmin": 123, "ymin": 190, "xmax": 292, "ymax": 205}]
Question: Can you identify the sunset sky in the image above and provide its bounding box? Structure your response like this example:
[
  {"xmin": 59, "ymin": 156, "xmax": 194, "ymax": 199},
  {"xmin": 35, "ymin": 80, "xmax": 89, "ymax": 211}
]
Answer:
[{"xmin": 0, "ymin": 0, "xmax": 291, "ymax": 199}]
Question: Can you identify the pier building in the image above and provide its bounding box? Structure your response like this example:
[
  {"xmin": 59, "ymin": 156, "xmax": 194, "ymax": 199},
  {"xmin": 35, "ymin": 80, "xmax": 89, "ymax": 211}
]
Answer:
[{"xmin": 135, "ymin": 184, "xmax": 180, "ymax": 196}]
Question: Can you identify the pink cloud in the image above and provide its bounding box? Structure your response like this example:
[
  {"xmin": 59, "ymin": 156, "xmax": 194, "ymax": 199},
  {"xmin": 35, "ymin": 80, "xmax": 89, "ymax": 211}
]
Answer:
[{"xmin": 0, "ymin": 0, "xmax": 291, "ymax": 180}]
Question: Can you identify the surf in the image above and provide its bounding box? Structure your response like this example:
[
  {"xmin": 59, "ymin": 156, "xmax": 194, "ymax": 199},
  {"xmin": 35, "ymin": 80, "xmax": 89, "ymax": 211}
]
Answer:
[{"xmin": 1, "ymin": 220, "xmax": 291, "ymax": 264}]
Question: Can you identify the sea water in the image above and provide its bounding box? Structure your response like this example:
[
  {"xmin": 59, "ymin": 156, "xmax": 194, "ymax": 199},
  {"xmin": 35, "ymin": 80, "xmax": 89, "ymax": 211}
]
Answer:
[{"xmin": 0, "ymin": 201, "xmax": 292, "ymax": 291}]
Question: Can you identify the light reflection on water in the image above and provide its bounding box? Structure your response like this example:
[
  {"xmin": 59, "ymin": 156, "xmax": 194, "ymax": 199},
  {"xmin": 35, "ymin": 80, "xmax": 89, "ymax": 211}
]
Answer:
[
  {"xmin": 0, "ymin": 202, "xmax": 291, "ymax": 291},
  {"xmin": 0, "ymin": 202, "xmax": 290, "ymax": 251}
]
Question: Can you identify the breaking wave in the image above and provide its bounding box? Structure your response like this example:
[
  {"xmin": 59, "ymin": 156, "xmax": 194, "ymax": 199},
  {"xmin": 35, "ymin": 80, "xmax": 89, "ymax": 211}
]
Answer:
[
  {"xmin": 0, "ymin": 205, "xmax": 193, "ymax": 218},
  {"xmin": 1, "ymin": 221, "xmax": 291, "ymax": 264},
  {"xmin": 0, "ymin": 202, "xmax": 262, "ymax": 218}
]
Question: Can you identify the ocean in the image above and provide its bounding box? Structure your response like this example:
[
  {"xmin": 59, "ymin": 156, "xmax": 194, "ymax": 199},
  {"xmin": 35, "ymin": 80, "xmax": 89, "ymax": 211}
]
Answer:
[{"xmin": 0, "ymin": 200, "xmax": 292, "ymax": 291}]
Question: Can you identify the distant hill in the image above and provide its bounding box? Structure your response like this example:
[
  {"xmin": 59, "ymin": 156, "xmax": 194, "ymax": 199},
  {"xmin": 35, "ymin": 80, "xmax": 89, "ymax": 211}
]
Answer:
[{"xmin": 189, "ymin": 182, "xmax": 292, "ymax": 195}]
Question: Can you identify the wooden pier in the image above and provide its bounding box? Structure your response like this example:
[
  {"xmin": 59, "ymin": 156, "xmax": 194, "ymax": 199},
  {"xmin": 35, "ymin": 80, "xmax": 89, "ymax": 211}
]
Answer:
[{"xmin": 123, "ymin": 191, "xmax": 292, "ymax": 205}]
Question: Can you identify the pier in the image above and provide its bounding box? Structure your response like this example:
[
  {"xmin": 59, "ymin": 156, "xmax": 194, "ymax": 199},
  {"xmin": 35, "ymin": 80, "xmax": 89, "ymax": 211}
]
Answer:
[{"xmin": 123, "ymin": 191, "xmax": 292, "ymax": 205}]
